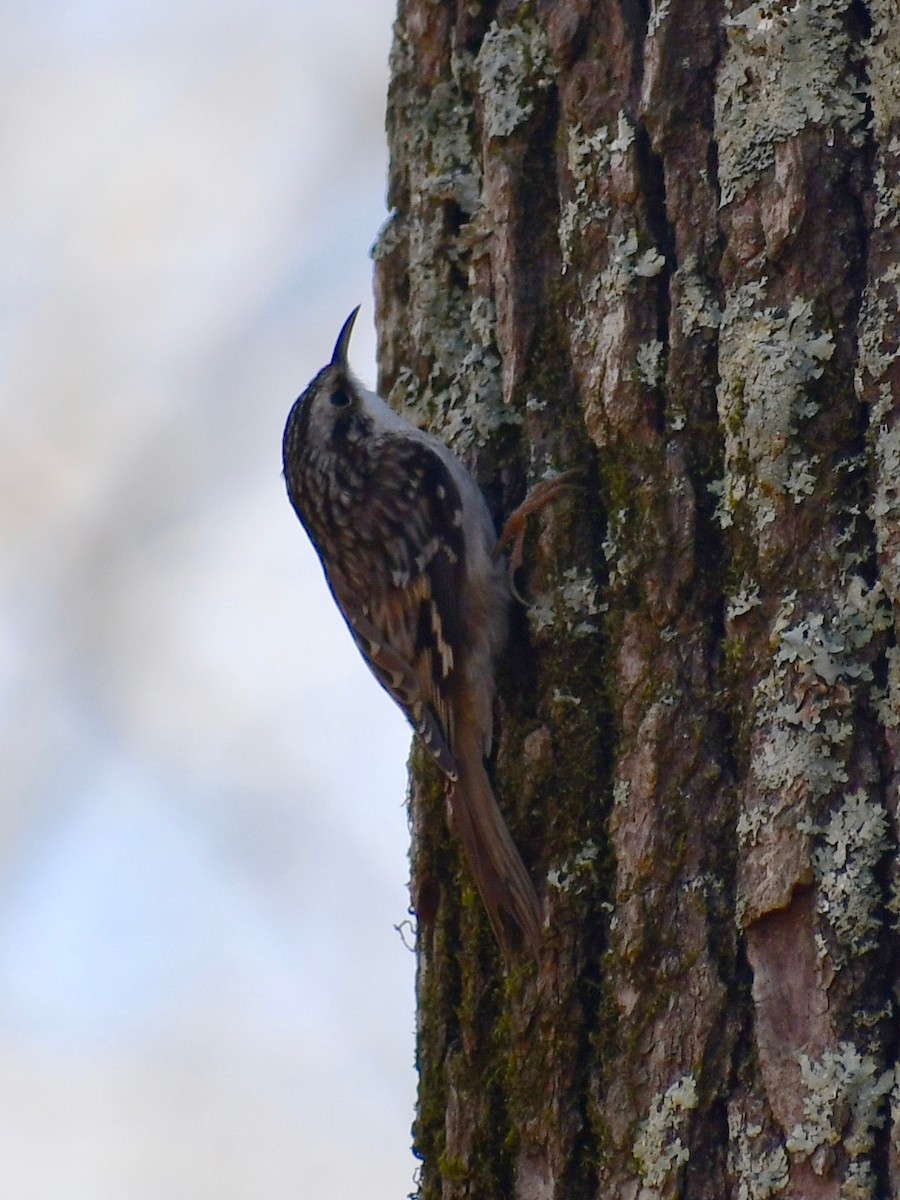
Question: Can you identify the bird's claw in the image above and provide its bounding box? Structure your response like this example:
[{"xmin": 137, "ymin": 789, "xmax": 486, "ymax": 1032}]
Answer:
[{"xmin": 495, "ymin": 470, "xmax": 581, "ymax": 604}]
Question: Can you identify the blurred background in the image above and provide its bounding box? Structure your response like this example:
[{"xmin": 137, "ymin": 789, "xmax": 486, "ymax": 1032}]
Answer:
[{"xmin": 0, "ymin": 3, "xmax": 418, "ymax": 1196}]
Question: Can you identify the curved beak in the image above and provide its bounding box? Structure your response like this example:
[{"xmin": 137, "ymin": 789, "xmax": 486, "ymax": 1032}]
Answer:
[{"xmin": 331, "ymin": 306, "xmax": 360, "ymax": 370}]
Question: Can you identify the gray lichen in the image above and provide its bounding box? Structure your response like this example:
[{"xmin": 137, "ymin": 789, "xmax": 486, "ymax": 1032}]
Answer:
[
  {"xmin": 785, "ymin": 1043, "xmax": 894, "ymax": 1191},
  {"xmin": 647, "ymin": 0, "xmax": 672, "ymax": 37},
  {"xmin": 727, "ymin": 578, "xmax": 762, "ymax": 621},
  {"xmin": 867, "ymin": 323, "xmax": 900, "ymax": 610},
  {"xmin": 715, "ymin": 0, "xmax": 867, "ymax": 206},
  {"xmin": 857, "ymin": 264, "xmax": 900, "ymax": 401},
  {"xmin": 673, "ymin": 255, "xmax": 723, "ymax": 336},
  {"xmin": 773, "ymin": 578, "xmax": 888, "ymax": 686},
  {"xmin": 737, "ymin": 581, "xmax": 886, "ymax": 915},
  {"xmin": 633, "ymin": 1075, "xmax": 699, "ymax": 1186},
  {"xmin": 867, "ymin": 1, "xmax": 900, "ymax": 142},
  {"xmin": 728, "ymin": 1107, "xmax": 789, "ymax": 1200},
  {"xmin": 528, "ymin": 567, "xmax": 606, "ymax": 637},
  {"xmin": 873, "ymin": 645, "xmax": 900, "ymax": 732},
  {"xmin": 601, "ymin": 507, "xmax": 635, "ymax": 590},
  {"xmin": 373, "ymin": 39, "xmax": 527, "ymax": 454},
  {"xmin": 601, "ymin": 229, "xmax": 666, "ymax": 298},
  {"xmin": 476, "ymin": 20, "xmax": 554, "ymax": 140},
  {"xmin": 636, "ymin": 339, "xmax": 665, "ymax": 387},
  {"xmin": 547, "ymin": 840, "xmax": 600, "ymax": 893},
  {"xmin": 715, "ymin": 288, "xmax": 834, "ymax": 533},
  {"xmin": 809, "ymin": 789, "xmax": 889, "ymax": 955},
  {"xmin": 558, "ymin": 122, "xmax": 613, "ymax": 273}
]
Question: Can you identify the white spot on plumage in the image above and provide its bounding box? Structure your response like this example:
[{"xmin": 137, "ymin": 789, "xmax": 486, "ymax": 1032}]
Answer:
[{"xmin": 432, "ymin": 604, "xmax": 454, "ymax": 676}]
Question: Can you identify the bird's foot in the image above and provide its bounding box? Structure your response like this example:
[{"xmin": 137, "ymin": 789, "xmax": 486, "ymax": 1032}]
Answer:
[{"xmin": 495, "ymin": 470, "xmax": 581, "ymax": 604}]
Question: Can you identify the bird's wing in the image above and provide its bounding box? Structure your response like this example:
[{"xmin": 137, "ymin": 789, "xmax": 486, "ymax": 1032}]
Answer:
[{"xmin": 324, "ymin": 435, "xmax": 467, "ymax": 778}]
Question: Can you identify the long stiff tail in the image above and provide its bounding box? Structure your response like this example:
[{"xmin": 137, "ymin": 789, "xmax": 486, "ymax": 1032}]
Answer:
[{"xmin": 450, "ymin": 729, "xmax": 542, "ymax": 961}]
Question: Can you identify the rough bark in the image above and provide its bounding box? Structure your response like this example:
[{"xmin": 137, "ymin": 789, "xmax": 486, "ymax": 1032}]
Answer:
[{"xmin": 372, "ymin": 1, "xmax": 900, "ymax": 1197}]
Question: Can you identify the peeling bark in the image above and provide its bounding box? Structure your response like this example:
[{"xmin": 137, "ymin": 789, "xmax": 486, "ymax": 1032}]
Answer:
[{"xmin": 373, "ymin": 1, "xmax": 900, "ymax": 1197}]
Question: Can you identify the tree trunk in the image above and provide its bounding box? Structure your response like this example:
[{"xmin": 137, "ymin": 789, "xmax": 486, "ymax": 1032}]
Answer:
[{"xmin": 372, "ymin": 1, "xmax": 900, "ymax": 1196}]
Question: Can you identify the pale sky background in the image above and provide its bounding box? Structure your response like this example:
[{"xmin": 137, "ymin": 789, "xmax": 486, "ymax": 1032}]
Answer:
[{"xmin": 0, "ymin": 3, "xmax": 419, "ymax": 1197}]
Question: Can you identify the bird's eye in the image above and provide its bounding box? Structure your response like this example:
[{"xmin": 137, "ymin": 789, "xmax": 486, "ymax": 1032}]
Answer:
[{"xmin": 329, "ymin": 388, "xmax": 351, "ymax": 408}]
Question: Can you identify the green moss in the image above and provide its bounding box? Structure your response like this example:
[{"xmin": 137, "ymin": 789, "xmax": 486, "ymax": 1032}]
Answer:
[{"xmin": 436, "ymin": 1153, "xmax": 468, "ymax": 1184}]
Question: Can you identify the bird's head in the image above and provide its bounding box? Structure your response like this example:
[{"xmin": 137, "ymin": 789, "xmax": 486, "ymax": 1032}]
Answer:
[{"xmin": 283, "ymin": 306, "xmax": 372, "ymax": 462}]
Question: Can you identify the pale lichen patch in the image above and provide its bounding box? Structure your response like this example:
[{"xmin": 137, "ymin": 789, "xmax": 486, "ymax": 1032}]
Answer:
[
  {"xmin": 602, "ymin": 230, "xmax": 643, "ymax": 293},
  {"xmin": 857, "ymin": 263, "xmax": 900, "ymax": 391},
  {"xmin": 528, "ymin": 567, "xmax": 606, "ymax": 637},
  {"xmin": 635, "ymin": 247, "xmax": 666, "ymax": 278},
  {"xmin": 727, "ymin": 578, "xmax": 762, "ymax": 621},
  {"xmin": 610, "ymin": 111, "xmax": 636, "ymax": 157},
  {"xmin": 547, "ymin": 841, "xmax": 600, "ymax": 893},
  {"xmin": 785, "ymin": 1043, "xmax": 894, "ymax": 1187},
  {"xmin": 633, "ymin": 1075, "xmax": 699, "ymax": 1187},
  {"xmin": 869, "ymin": 378, "xmax": 900, "ymax": 605},
  {"xmin": 636, "ymin": 339, "xmax": 665, "ymax": 387},
  {"xmin": 673, "ymin": 256, "xmax": 723, "ymax": 336},
  {"xmin": 716, "ymin": 288, "xmax": 834, "ymax": 533},
  {"xmin": 647, "ymin": 0, "xmax": 672, "ymax": 38},
  {"xmin": 773, "ymin": 578, "xmax": 889, "ymax": 689},
  {"xmin": 476, "ymin": 20, "xmax": 554, "ymax": 140},
  {"xmin": 842, "ymin": 1161, "xmax": 878, "ymax": 1200},
  {"xmin": 867, "ymin": 3, "xmax": 900, "ymax": 141},
  {"xmin": 439, "ymin": 344, "xmax": 521, "ymax": 449},
  {"xmin": 737, "ymin": 801, "xmax": 776, "ymax": 848},
  {"xmin": 374, "ymin": 48, "xmax": 526, "ymax": 456},
  {"xmin": 601, "ymin": 507, "xmax": 636, "ymax": 590},
  {"xmin": 613, "ymin": 778, "xmax": 632, "ymax": 808},
  {"xmin": 784, "ymin": 455, "xmax": 820, "ymax": 503},
  {"xmin": 715, "ymin": 0, "xmax": 867, "ymax": 205},
  {"xmin": 728, "ymin": 1107, "xmax": 789, "ymax": 1200},
  {"xmin": 808, "ymin": 789, "xmax": 889, "ymax": 955},
  {"xmin": 390, "ymin": 322, "xmax": 517, "ymax": 452},
  {"xmin": 600, "ymin": 230, "xmax": 666, "ymax": 302},
  {"xmin": 558, "ymin": 122, "xmax": 612, "ymax": 272},
  {"xmin": 873, "ymin": 645, "xmax": 900, "ymax": 731},
  {"xmin": 738, "ymin": 579, "xmax": 886, "ymax": 919}
]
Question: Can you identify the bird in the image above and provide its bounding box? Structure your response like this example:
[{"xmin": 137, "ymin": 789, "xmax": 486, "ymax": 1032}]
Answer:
[{"xmin": 282, "ymin": 307, "xmax": 543, "ymax": 960}]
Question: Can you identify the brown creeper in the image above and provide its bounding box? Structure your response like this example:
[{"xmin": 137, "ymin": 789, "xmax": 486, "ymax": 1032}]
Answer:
[{"xmin": 282, "ymin": 308, "xmax": 542, "ymax": 959}]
